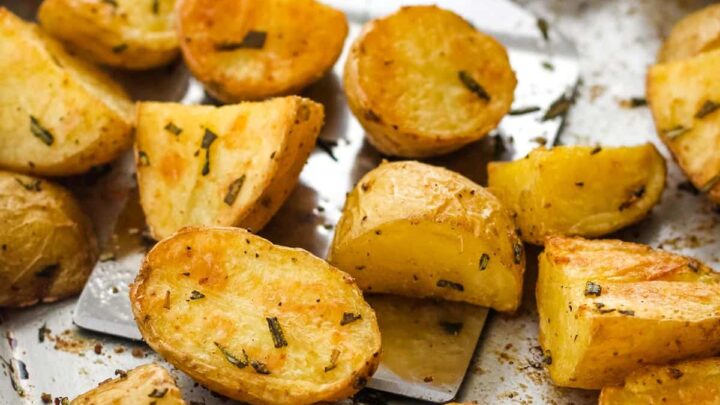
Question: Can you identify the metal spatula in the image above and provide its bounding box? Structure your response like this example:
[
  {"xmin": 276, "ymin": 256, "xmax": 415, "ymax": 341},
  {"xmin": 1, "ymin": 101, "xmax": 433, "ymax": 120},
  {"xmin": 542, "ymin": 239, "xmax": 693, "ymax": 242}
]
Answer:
[{"xmin": 74, "ymin": 0, "xmax": 578, "ymax": 403}]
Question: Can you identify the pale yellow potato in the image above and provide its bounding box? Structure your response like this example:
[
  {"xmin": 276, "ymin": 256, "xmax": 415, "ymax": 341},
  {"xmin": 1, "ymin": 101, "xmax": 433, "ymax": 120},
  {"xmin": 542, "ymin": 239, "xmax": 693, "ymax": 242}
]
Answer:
[
  {"xmin": 38, "ymin": 0, "xmax": 179, "ymax": 70},
  {"xmin": 488, "ymin": 144, "xmax": 666, "ymax": 245},
  {"xmin": 177, "ymin": 0, "xmax": 348, "ymax": 102},
  {"xmin": 600, "ymin": 357, "xmax": 720, "ymax": 405},
  {"xmin": 71, "ymin": 364, "xmax": 185, "ymax": 405},
  {"xmin": 329, "ymin": 161, "xmax": 525, "ymax": 312},
  {"xmin": 344, "ymin": 5, "xmax": 516, "ymax": 158},
  {"xmin": 135, "ymin": 96, "xmax": 323, "ymax": 240},
  {"xmin": 0, "ymin": 171, "xmax": 97, "ymax": 307},
  {"xmin": 130, "ymin": 227, "xmax": 381, "ymax": 405},
  {"xmin": 0, "ymin": 7, "xmax": 133, "ymax": 176},
  {"xmin": 658, "ymin": 3, "xmax": 720, "ymax": 62},
  {"xmin": 647, "ymin": 49, "xmax": 720, "ymax": 203},
  {"xmin": 538, "ymin": 236, "xmax": 720, "ymax": 389}
]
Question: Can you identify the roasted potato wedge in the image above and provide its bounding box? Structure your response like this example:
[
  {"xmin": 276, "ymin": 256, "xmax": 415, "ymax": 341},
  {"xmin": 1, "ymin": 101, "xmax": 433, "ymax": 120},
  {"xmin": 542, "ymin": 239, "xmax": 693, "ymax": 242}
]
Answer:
[
  {"xmin": 344, "ymin": 5, "xmax": 516, "ymax": 158},
  {"xmin": 177, "ymin": 0, "xmax": 348, "ymax": 102},
  {"xmin": 0, "ymin": 7, "xmax": 133, "ymax": 176},
  {"xmin": 71, "ymin": 363, "xmax": 185, "ymax": 405},
  {"xmin": 488, "ymin": 144, "xmax": 666, "ymax": 245},
  {"xmin": 130, "ymin": 227, "xmax": 381, "ymax": 405},
  {"xmin": 599, "ymin": 357, "xmax": 720, "ymax": 405},
  {"xmin": 0, "ymin": 170, "xmax": 97, "ymax": 307},
  {"xmin": 647, "ymin": 49, "xmax": 720, "ymax": 203},
  {"xmin": 658, "ymin": 4, "xmax": 720, "ymax": 62},
  {"xmin": 135, "ymin": 96, "xmax": 323, "ymax": 240},
  {"xmin": 38, "ymin": 0, "xmax": 179, "ymax": 70},
  {"xmin": 538, "ymin": 236, "xmax": 720, "ymax": 389},
  {"xmin": 329, "ymin": 161, "xmax": 525, "ymax": 312}
]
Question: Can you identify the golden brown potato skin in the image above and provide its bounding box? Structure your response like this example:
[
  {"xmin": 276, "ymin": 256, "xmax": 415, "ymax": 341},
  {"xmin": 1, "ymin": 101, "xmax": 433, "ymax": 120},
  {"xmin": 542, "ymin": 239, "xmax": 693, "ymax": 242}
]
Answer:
[
  {"xmin": 38, "ymin": 0, "xmax": 179, "ymax": 70},
  {"xmin": 344, "ymin": 6, "xmax": 516, "ymax": 158},
  {"xmin": 0, "ymin": 7, "xmax": 133, "ymax": 176},
  {"xmin": 658, "ymin": 4, "xmax": 720, "ymax": 63},
  {"xmin": 329, "ymin": 161, "xmax": 525, "ymax": 312},
  {"xmin": 538, "ymin": 236, "xmax": 720, "ymax": 389},
  {"xmin": 600, "ymin": 357, "xmax": 720, "ymax": 405},
  {"xmin": 647, "ymin": 49, "xmax": 720, "ymax": 204},
  {"xmin": 71, "ymin": 364, "xmax": 185, "ymax": 405},
  {"xmin": 488, "ymin": 144, "xmax": 666, "ymax": 245},
  {"xmin": 135, "ymin": 97, "xmax": 323, "ymax": 240},
  {"xmin": 177, "ymin": 0, "xmax": 347, "ymax": 102},
  {"xmin": 130, "ymin": 227, "xmax": 381, "ymax": 405},
  {"xmin": 0, "ymin": 171, "xmax": 97, "ymax": 307}
]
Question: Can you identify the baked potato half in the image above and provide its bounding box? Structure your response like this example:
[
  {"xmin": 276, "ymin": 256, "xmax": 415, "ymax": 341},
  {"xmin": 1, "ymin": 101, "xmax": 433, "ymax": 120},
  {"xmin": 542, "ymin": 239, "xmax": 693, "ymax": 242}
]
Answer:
[
  {"xmin": 177, "ymin": 0, "xmax": 348, "ymax": 102},
  {"xmin": 0, "ymin": 7, "xmax": 133, "ymax": 176},
  {"xmin": 599, "ymin": 357, "xmax": 720, "ymax": 405},
  {"xmin": 135, "ymin": 96, "xmax": 323, "ymax": 240},
  {"xmin": 537, "ymin": 236, "xmax": 720, "ymax": 389},
  {"xmin": 130, "ymin": 227, "xmax": 381, "ymax": 405},
  {"xmin": 71, "ymin": 364, "xmax": 185, "ymax": 405},
  {"xmin": 658, "ymin": 3, "xmax": 720, "ymax": 62},
  {"xmin": 329, "ymin": 161, "xmax": 525, "ymax": 312},
  {"xmin": 0, "ymin": 170, "xmax": 97, "ymax": 307},
  {"xmin": 344, "ymin": 5, "xmax": 516, "ymax": 158},
  {"xmin": 38, "ymin": 0, "xmax": 180, "ymax": 70},
  {"xmin": 488, "ymin": 144, "xmax": 666, "ymax": 245},
  {"xmin": 647, "ymin": 49, "xmax": 720, "ymax": 203}
]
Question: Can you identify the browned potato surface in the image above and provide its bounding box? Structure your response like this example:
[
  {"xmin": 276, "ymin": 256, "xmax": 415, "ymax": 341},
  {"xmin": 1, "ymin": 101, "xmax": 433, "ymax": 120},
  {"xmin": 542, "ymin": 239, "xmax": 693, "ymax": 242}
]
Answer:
[
  {"xmin": 71, "ymin": 364, "xmax": 185, "ymax": 404},
  {"xmin": 658, "ymin": 3, "xmax": 720, "ymax": 62}
]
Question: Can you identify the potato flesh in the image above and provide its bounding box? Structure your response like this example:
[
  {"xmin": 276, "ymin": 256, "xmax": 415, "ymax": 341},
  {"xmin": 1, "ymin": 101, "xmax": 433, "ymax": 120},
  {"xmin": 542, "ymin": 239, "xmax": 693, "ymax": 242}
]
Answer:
[
  {"xmin": 599, "ymin": 357, "xmax": 720, "ymax": 405},
  {"xmin": 658, "ymin": 4, "xmax": 720, "ymax": 62},
  {"xmin": 538, "ymin": 236, "xmax": 720, "ymax": 389},
  {"xmin": 488, "ymin": 144, "xmax": 666, "ymax": 245},
  {"xmin": 130, "ymin": 227, "xmax": 380, "ymax": 405},
  {"xmin": 71, "ymin": 364, "xmax": 185, "ymax": 405}
]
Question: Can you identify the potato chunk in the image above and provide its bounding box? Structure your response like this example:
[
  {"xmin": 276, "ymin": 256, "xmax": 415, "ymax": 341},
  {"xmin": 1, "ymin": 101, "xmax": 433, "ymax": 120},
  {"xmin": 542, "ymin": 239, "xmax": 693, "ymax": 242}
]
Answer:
[
  {"xmin": 177, "ymin": 0, "xmax": 348, "ymax": 102},
  {"xmin": 0, "ymin": 171, "xmax": 97, "ymax": 307},
  {"xmin": 130, "ymin": 227, "xmax": 381, "ymax": 405},
  {"xmin": 38, "ymin": 0, "xmax": 179, "ymax": 70},
  {"xmin": 488, "ymin": 145, "xmax": 666, "ymax": 245},
  {"xmin": 647, "ymin": 49, "xmax": 720, "ymax": 203},
  {"xmin": 658, "ymin": 4, "xmax": 720, "ymax": 62},
  {"xmin": 538, "ymin": 236, "xmax": 720, "ymax": 389},
  {"xmin": 0, "ymin": 7, "xmax": 133, "ymax": 176},
  {"xmin": 135, "ymin": 97, "xmax": 323, "ymax": 240},
  {"xmin": 71, "ymin": 364, "xmax": 185, "ymax": 405},
  {"xmin": 599, "ymin": 357, "xmax": 720, "ymax": 405},
  {"xmin": 344, "ymin": 6, "xmax": 516, "ymax": 158},
  {"xmin": 329, "ymin": 161, "xmax": 525, "ymax": 312}
]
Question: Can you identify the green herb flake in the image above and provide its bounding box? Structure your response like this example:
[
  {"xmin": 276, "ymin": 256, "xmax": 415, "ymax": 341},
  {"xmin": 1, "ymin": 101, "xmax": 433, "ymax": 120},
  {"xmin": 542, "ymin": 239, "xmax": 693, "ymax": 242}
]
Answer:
[
  {"xmin": 266, "ymin": 317, "xmax": 288, "ymax": 348},
  {"xmin": 584, "ymin": 281, "xmax": 602, "ymax": 297},
  {"xmin": 621, "ymin": 97, "xmax": 647, "ymax": 108},
  {"xmin": 537, "ymin": 18, "xmax": 549, "ymax": 41},
  {"xmin": 324, "ymin": 349, "xmax": 341, "ymax": 372},
  {"xmin": 200, "ymin": 129, "xmax": 218, "ymax": 176},
  {"xmin": 541, "ymin": 61, "xmax": 555, "ymax": 71},
  {"xmin": 436, "ymin": 279, "xmax": 464, "ymax": 292},
  {"xmin": 542, "ymin": 94, "xmax": 572, "ymax": 121},
  {"xmin": 112, "ymin": 43, "xmax": 128, "ymax": 53},
  {"xmin": 695, "ymin": 100, "xmax": 720, "ymax": 119},
  {"xmin": 599, "ymin": 308, "xmax": 616, "ymax": 314},
  {"xmin": 618, "ymin": 309, "xmax": 635, "ymax": 316},
  {"xmin": 664, "ymin": 125, "xmax": 689, "ymax": 140},
  {"xmin": 148, "ymin": 388, "xmax": 168, "ymax": 398},
  {"xmin": 479, "ymin": 253, "xmax": 490, "ymax": 270},
  {"xmin": 101, "ymin": 0, "xmax": 118, "ymax": 7},
  {"xmin": 15, "ymin": 178, "xmax": 41, "ymax": 192},
  {"xmin": 188, "ymin": 290, "xmax": 205, "ymax": 300},
  {"xmin": 138, "ymin": 151, "xmax": 150, "ymax": 167},
  {"xmin": 513, "ymin": 242, "xmax": 523, "ymax": 264},
  {"xmin": 164, "ymin": 122, "xmax": 182, "ymax": 136},
  {"xmin": 30, "ymin": 116, "xmax": 54, "ymax": 146},
  {"xmin": 700, "ymin": 174, "xmax": 720, "ymax": 193},
  {"xmin": 224, "ymin": 175, "xmax": 246, "ymax": 206},
  {"xmin": 590, "ymin": 146, "xmax": 602, "ymax": 155},
  {"xmin": 38, "ymin": 323, "xmax": 49, "ymax": 343},
  {"xmin": 216, "ymin": 30, "xmax": 267, "ymax": 51},
  {"xmin": 439, "ymin": 321, "xmax": 463, "ymax": 336},
  {"xmin": 251, "ymin": 360, "xmax": 270, "ymax": 375},
  {"xmin": 214, "ymin": 342, "xmax": 248, "ymax": 368},
  {"xmin": 36, "ymin": 264, "xmax": 59, "ymax": 278},
  {"xmin": 151, "ymin": 0, "xmax": 159, "ymax": 14},
  {"xmin": 509, "ymin": 106, "xmax": 541, "ymax": 116},
  {"xmin": 340, "ymin": 312, "xmax": 362, "ymax": 326},
  {"xmin": 458, "ymin": 71, "xmax": 491, "ymax": 101}
]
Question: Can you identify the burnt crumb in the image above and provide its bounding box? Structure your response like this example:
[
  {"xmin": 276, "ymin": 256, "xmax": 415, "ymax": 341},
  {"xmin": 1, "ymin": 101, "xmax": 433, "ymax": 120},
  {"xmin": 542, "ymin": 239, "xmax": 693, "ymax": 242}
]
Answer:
[
  {"xmin": 423, "ymin": 376, "xmax": 434, "ymax": 382},
  {"xmin": 94, "ymin": 343, "xmax": 103, "ymax": 355},
  {"xmin": 667, "ymin": 367, "xmax": 683, "ymax": 379},
  {"xmin": 114, "ymin": 369, "xmax": 127, "ymax": 379},
  {"xmin": 131, "ymin": 348, "xmax": 144, "ymax": 358},
  {"xmin": 41, "ymin": 393, "xmax": 52, "ymax": 403},
  {"xmin": 364, "ymin": 109, "xmax": 381, "ymax": 123}
]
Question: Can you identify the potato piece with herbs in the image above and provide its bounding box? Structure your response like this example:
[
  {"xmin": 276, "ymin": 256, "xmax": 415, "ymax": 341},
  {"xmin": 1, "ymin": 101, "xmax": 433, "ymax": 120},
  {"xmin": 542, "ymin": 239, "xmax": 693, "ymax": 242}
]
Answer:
[
  {"xmin": 130, "ymin": 227, "xmax": 381, "ymax": 405},
  {"xmin": 0, "ymin": 7, "xmax": 133, "ymax": 177},
  {"xmin": 647, "ymin": 49, "xmax": 720, "ymax": 203},
  {"xmin": 71, "ymin": 364, "xmax": 185, "ymax": 405},
  {"xmin": 135, "ymin": 97, "xmax": 323, "ymax": 240},
  {"xmin": 0, "ymin": 171, "xmax": 97, "ymax": 307},
  {"xmin": 488, "ymin": 144, "xmax": 666, "ymax": 245},
  {"xmin": 658, "ymin": 3, "xmax": 720, "ymax": 63},
  {"xmin": 343, "ymin": 5, "xmax": 516, "ymax": 158},
  {"xmin": 177, "ymin": 0, "xmax": 347, "ymax": 102},
  {"xmin": 329, "ymin": 161, "xmax": 525, "ymax": 312},
  {"xmin": 538, "ymin": 236, "xmax": 720, "ymax": 389},
  {"xmin": 38, "ymin": 0, "xmax": 179, "ymax": 70},
  {"xmin": 599, "ymin": 357, "xmax": 720, "ymax": 405}
]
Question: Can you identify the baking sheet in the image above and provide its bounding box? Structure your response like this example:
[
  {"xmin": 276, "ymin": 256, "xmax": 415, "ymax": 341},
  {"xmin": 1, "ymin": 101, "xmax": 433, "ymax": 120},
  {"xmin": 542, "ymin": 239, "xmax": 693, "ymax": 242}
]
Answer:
[{"xmin": 0, "ymin": 0, "xmax": 718, "ymax": 404}]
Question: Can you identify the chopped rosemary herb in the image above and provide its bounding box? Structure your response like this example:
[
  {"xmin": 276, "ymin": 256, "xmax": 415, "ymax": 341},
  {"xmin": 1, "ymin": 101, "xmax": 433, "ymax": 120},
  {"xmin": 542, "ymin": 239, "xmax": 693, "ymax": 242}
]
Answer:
[
  {"xmin": 36, "ymin": 264, "xmax": 59, "ymax": 278},
  {"xmin": 164, "ymin": 122, "xmax": 182, "ymax": 136},
  {"xmin": 618, "ymin": 309, "xmax": 635, "ymax": 316},
  {"xmin": 584, "ymin": 281, "xmax": 602, "ymax": 297},
  {"xmin": 439, "ymin": 321, "xmax": 463, "ymax": 336},
  {"xmin": 188, "ymin": 290, "xmax": 205, "ymax": 300},
  {"xmin": 364, "ymin": 109, "xmax": 382, "ymax": 123},
  {"xmin": 216, "ymin": 31, "xmax": 267, "ymax": 51},
  {"xmin": 151, "ymin": 0, "xmax": 159, "ymax": 14},
  {"xmin": 537, "ymin": 18, "xmax": 549, "ymax": 40},
  {"xmin": 224, "ymin": 175, "xmax": 246, "ymax": 206},
  {"xmin": 112, "ymin": 43, "xmax": 128, "ymax": 53},
  {"xmin": 340, "ymin": 312, "xmax": 362, "ymax": 326},
  {"xmin": 200, "ymin": 129, "xmax": 218, "ymax": 176},
  {"xmin": 688, "ymin": 260, "xmax": 700, "ymax": 272},
  {"xmin": 479, "ymin": 253, "xmax": 490, "ymax": 270},
  {"xmin": 251, "ymin": 360, "xmax": 270, "ymax": 375},
  {"xmin": 436, "ymin": 279, "xmax": 464, "ymax": 291},
  {"xmin": 542, "ymin": 94, "xmax": 572, "ymax": 121},
  {"xmin": 102, "ymin": 0, "xmax": 118, "ymax": 7},
  {"xmin": 324, "ymin": 349, "xmax": 341, "ymax": 372},
  {"xmin": 695, "ymin": 100, "xmax": 719, "ymax": 119},
  {"xmin": 621, "ymin": 97, "xmax": 647, "ymax": 108},
  {"xmin": 664, "ymin": 126, "xmax": 689, "ymax": 139},
  {"xmin": 667, "ymin": 367, "xmax": 683, "ymax": 379},
  {"xmin": 513, "ymin": 242, "xmax": 523, "ymax": 264},
  {"xmin": 599, "ymin": 308, "xmax": 616, "ymax": 314},
  {"xmin": 618, "ymin": 185, "xmax": 646, "ymax": 211},
  {"xmin": 509, "ymin": 106, "xmax": 541, "ymax": 116},
  {"xmin": 148, "ymin": 388, "xmax": 167, "ymax": 398},
  {"xmin": 316, "ymin": 139, "xmax": 338, "ymax": 161},
  {"xmin": 30, "ymin": 116, "xmax": 54, "ymax": 146},
  {"xmin": 700, "ymin": 174, "xmax": 720, "ymax": 193},
  {"xmin": 590, "ymin": 146, "xmax": 602, "ymax": 155},
  {"xmin": 458, "ymin": 71, "xmax": 491, "ymax": 101},
  {"xmin": 15, "ymin": 178, "xmax": 41, "ymax": 192},
  {"xmin": 214, "ymin": 342, "xmax": 248, "ymax": 368},
  {"xmin": 138, "ymin": 151, "xmax": 150, "ymax": 166},
  {"xmin": 541, "ymin": 61, "xmax": 554, "ymax": 71},
  {"xmin": 38, "ymin": 323, "xmax": 49, "ymax": 343},
  {"xmin": 266, "ymin": 317, "xmax": 288, "ymax": 348}
]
